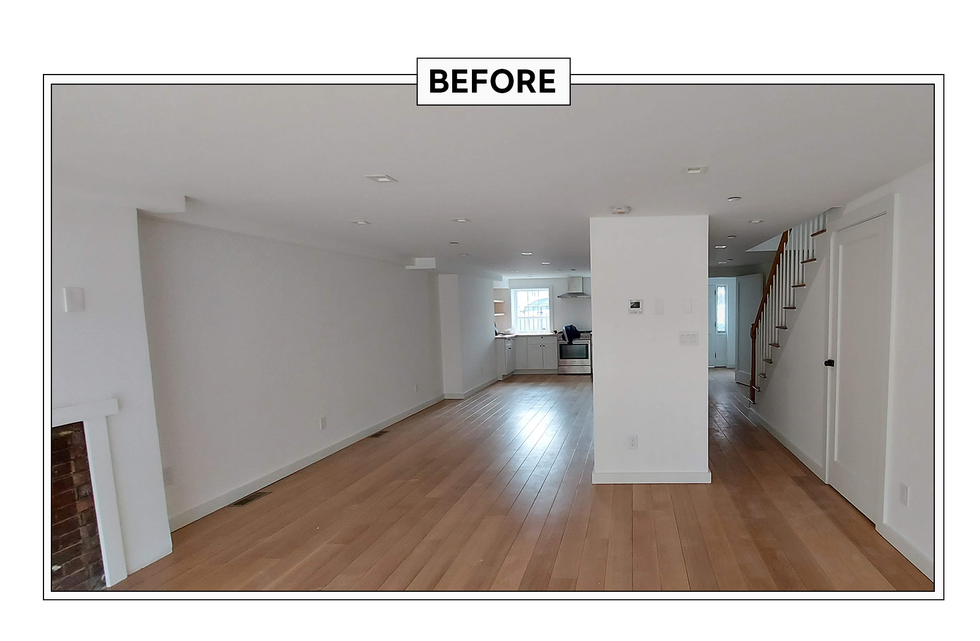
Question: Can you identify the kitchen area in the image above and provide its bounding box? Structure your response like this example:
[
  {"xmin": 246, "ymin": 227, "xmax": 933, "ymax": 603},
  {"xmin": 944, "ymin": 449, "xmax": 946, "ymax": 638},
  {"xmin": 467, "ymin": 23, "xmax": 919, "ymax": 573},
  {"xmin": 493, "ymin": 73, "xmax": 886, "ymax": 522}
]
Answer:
[{"xmin": 493, "ymin": 275, "xmax": 593, "ymax": 380}]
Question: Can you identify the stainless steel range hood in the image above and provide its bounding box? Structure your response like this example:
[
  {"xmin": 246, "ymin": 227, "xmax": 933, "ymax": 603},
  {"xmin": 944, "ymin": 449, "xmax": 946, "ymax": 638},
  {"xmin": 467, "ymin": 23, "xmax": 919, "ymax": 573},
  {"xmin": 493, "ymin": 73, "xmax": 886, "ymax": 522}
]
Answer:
[{"xmin": 557, "ymin": 276, "xmax": 590, "ymax": 299}]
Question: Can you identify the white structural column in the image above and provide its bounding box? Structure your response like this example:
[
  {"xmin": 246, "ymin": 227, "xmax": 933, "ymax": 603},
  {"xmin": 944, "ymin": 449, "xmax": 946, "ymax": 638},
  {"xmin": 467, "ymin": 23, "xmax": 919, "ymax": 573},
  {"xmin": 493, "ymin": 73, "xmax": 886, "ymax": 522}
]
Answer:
[{"xmin": 590, "ymin": 215, "xmax": 710, "ymax": 484}]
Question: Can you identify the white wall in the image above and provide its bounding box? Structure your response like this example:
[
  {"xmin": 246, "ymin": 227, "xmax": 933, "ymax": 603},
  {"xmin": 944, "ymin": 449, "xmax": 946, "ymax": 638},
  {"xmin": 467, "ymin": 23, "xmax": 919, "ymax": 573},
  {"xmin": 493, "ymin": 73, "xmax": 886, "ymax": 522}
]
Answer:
[
  {"xmin": 754, "ymin": 162, "xmax": 934, "ymax": 578},
  {"xmin": 438, "ymin": 273, "xmax": 496, "ymax": 398},
  {"xmin": 843, "ymin": 163, "xmax": 935, "ymax": 576},
  {"xmin": 505, "ymin": 277, "xmax": 593, "ymax": 331},
  {"xmin": 138, "ymin": 217, "xmax": 444, "ymax": 528},
  {"xmin": 52, "ymin": 187, "xmax": 173, "ymax": 575},
  {"xmin": 590, "ymin": 216, "xmax": 710, "ymax": 483}
]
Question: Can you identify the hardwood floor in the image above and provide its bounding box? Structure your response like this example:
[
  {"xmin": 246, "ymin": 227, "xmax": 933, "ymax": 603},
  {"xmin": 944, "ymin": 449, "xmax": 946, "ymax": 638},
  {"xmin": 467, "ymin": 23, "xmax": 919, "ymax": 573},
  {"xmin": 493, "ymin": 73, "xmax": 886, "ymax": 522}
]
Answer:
[{"xmin": 113, "ymin": 371, "xmax": 933, "ymax": 592}]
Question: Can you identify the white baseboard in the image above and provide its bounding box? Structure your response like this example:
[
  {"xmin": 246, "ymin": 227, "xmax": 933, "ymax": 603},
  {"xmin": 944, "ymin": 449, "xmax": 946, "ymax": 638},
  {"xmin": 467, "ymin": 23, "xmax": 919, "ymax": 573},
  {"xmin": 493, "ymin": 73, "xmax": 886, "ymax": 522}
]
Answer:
[
  {"xmin": 167, "ymin": 394, "xmax": 445, "ymax": 531},
  {"xmin": 444, "ymin": 377, "xmax": 496, "ymax": 400},
  {"xmin": 876, "ymin": 522, "xmax": 935, "ymax": 582},
  {"xmin": 591, "ymin": 470, "xmax": 711, "ymax": 484},
  {"xmin": 744, "ymin": 406, "xmax": 827, "ymax": 481},
  {"xmin": 513, "ymin": 368, "xmax": 559, "ymax": 375}
]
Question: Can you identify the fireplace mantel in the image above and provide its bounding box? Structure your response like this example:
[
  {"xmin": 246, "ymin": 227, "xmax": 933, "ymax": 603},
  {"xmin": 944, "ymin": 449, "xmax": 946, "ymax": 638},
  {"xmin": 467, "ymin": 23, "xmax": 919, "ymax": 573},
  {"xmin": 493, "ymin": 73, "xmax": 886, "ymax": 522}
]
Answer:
[{"xmin": 51, "ymin": 398, "xmax": 127, "ymax": 588}]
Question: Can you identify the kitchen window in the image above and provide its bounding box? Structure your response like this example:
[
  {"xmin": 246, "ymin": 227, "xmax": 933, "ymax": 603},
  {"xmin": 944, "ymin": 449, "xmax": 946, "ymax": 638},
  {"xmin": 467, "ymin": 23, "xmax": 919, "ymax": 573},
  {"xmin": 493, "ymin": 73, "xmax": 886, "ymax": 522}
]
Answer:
[{"xmin": 512, "ymin": 288, "xmax": 551, "ymax": 334}]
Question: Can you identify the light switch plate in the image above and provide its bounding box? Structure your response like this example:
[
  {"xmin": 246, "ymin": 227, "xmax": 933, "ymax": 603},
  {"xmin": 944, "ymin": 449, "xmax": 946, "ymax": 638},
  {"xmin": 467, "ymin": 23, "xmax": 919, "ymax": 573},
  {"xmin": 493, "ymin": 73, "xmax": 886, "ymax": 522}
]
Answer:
[
  {"xmin": 679, "ymin": 331, "xmax": 699, "ymax": 345},
  {"xmin": 63, "ymin": 287, "xmax": 85, "ymax": 313}
]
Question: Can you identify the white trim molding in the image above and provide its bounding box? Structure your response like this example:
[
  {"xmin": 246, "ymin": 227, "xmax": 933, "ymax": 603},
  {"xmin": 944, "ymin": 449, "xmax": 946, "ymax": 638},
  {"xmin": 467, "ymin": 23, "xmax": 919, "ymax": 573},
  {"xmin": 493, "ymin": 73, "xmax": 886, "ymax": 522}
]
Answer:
[
  {"xmin": 52, "ymin": 398, "xmax": 128, "ymax": 587},
  {"xmin": 876, "ymin": 523, "xmax": 935, "ymax": 581},
  {"xmin": 746, "ymin": 406, "xmax": 827, "ymax": 481},
  {"xmin": 591, "ymin": 470, "xmax": 711, "ymax": 484},
  {"xmin": 444, "ymin": 378, "xmax": 496, "ymax": 400},
  {"xmin": 167, "ymin": 394, "xmax": 446, "ymax": 531}
]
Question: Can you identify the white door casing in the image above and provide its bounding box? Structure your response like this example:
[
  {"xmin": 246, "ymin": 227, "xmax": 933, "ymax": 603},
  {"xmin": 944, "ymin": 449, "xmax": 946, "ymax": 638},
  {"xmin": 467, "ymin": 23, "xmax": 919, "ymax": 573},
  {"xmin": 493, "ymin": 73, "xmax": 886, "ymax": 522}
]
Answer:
[
  {"xmin": 708, "ymin": 284, "xmax": 729, "ymax": 367},
  {"xmin": 826, "ymin": 208, "xmax": 894, "ymax": 524}
]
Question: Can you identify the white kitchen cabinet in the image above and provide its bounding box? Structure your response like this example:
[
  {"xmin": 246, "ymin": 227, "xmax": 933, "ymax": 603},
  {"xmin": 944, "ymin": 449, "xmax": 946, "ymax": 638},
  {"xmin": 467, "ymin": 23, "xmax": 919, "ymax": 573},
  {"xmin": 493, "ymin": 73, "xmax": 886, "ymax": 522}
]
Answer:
[
  {"xmin": 526, "ymin": 340, "xmax": 544, "ymax": 369},
  {"xmin": 542, "ymin": 337, "xmax": 559, "ymax": 370},
  {"xmin": 495, "ymin": 338, "xmax": 518, "ymax": 380},
  {"xmin": 520, "ymin": 335, "xmax": 557, "ymax": 371},
  {"xmin": 515, "ymin": 336, "xmax": 528, "ymax": 370}
]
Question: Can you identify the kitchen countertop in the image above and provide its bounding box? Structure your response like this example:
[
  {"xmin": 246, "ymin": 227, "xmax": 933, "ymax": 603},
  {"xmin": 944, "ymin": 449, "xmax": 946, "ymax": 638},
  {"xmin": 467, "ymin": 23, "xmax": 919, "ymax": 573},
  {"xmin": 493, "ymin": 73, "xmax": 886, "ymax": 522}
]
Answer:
[{"xmin": 494, "ymin": 332, "xmax": 558, "ymax": 339}]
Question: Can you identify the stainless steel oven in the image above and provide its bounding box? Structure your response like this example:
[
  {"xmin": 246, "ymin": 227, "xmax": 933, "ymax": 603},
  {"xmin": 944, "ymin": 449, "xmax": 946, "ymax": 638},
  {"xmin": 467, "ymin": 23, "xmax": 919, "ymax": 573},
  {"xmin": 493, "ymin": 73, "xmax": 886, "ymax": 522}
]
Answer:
[{"xmin": 558, "ymin": 332, "xmax": 591, "ymax": 374}]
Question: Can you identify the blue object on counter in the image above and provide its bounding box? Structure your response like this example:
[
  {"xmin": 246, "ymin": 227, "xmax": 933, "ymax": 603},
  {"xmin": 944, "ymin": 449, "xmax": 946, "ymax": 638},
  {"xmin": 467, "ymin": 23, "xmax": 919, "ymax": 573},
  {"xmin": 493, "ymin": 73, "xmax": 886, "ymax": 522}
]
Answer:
[{"xmin": 562, "ymin": 324, "xmax": 581, "ymax": 342}]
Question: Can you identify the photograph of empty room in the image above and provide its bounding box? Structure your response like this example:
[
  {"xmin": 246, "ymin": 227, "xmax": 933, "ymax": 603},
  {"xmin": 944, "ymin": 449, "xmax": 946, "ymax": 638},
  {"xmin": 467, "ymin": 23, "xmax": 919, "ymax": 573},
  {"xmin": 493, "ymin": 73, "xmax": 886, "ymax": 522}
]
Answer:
[{"xmin": 49, "ymin": 81, "xmax": 935, "ymax": 594}]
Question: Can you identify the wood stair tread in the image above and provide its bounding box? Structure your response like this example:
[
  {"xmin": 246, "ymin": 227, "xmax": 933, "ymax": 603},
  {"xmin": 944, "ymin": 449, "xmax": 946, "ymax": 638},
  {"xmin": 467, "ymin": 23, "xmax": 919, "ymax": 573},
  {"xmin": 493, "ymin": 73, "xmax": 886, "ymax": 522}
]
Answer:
[
  {"xmin": 810, "ymin": 229, "xmax": 827, "ymax": 237},
  {"xmin": 763, "ymin": 358, "xmax": 773, "ymax": 364},
  {"xmin": 775, "ymin": 325, "xmax": 788, "ymax": 330},
  {"xmin": 758, "ymin": 373, "xmax": 767, "ymax": 379},
  {"xmin": 801, "ymin": 258, "xmax": 817, "ymax": 264},
  {"xmin": 783, "ymin": 306, "xmax": 797, "ymax": 310},
  {"xmin": 791, "ymin": 283, "xmax": 806, "ymax": 288},
  {"xmin": 769, "ymin": 343, "xmax": 780, "ymax": 348}
]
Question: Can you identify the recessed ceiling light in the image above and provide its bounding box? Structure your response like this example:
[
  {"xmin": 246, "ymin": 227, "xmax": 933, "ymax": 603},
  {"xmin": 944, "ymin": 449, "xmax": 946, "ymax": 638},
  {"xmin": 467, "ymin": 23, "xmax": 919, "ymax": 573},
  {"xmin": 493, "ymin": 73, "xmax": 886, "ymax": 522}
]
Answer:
[
  {"xmin": 366, "ymin": 175, "xmax": 397, "ymax": 183},
  {"xmin": 718, "ymin": 261, "xmax": 727, "ymax": 264},
  {"xmin": 453, "ymin": 218, "xmax": 469, "ymax": 223},
  {"xmin": 728, "ymin": 234, "xmax": 737, "ymax": 239},
  {"xmin": 521, "ymin": 252, "xmax": 533, "ymax": 256},
  {"xmin": 351, "ymin": 220, "xmax": 371, "ymax": 225},
  {"xmin": 611, "ymin": 206, "xmax": 632, "ymax": 215},
  {"xmin": 727, "ymin": 196, "xmax": 742, "ymax": 202},
  {"xmin": 685, "ymin": 166, "xmax": 708, "ymax": 175},
  {"xmin": 749, "ymin": 219, "xmax": 764, "ymax": 224},
  {"xmin": 541, "ymin": 262, "xmax": 551, "ymax": 265},
  {"xmin": 449, "ymin": 241, "xmax": 459, "ymax": 245},
  {"xmin": 714, "ymin": 245, "xmax": 727, "ymax": 249}
]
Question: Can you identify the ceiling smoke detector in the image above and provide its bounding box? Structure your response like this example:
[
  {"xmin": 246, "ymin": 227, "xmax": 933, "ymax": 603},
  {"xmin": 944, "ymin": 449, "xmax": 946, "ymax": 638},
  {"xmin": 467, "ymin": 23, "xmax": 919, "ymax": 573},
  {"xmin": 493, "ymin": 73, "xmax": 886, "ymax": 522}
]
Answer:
[
  {"xmin": 366, "ymin": 175, "xmax": 397, "ymax": 183},
  {"xmin": 727, "ymin": 196, "xmax": 742, "ymax": 202},
  {"xmin": 749, "ymin": 219, "xmax": 764, "ymax": 224},
  {"xmin": 521, "ymin": 252, "xmax": 533, "ymax": 256},
  {"xmin": 351, "ymin": 220, "xmax": 371, "ymax": 225},
  {"xmin": 714, "ymin": 245, "xmax": 727, "ymax": 249},
  {"xmin": 449, "ymin": 241, "xmax": 459, "ymax": 245},
  {"xmin": 452, "ymin": 218, "xmax": 470, "ymax": 223},
  {"xmin": 611, "ymin": 206, "xmax": 632, "ymax": 215},
  {"xmin": 684, "ymin": 166, "xmax": 708, "ymax": 175},
  {"xmin": 541, "ymin": 262, "xmax": 551, "ymax": 265}
]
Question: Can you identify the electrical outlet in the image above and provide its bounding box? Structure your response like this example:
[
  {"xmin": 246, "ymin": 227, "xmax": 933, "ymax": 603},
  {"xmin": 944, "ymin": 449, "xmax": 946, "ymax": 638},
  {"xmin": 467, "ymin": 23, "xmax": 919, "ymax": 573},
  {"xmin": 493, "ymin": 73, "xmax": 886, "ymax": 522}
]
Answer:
[
  {"xmin": 628, "ymin": 434, "xmax": 638, "ymax": 450},
  {"xmin": 899, "ymin": 483, "xmax": 909, "ymax": 506},
  {"xmin": 319, "ymin": 416, "xmax": 327, "ymax": 431}
]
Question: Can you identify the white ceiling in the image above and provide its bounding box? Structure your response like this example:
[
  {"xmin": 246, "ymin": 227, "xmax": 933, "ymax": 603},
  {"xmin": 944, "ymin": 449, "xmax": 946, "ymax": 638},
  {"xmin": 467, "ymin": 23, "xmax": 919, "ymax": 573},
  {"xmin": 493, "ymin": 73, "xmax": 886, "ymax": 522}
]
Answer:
[{"xmin": 53, "ymin": 84, "xmax": 933, "ymax": 278}]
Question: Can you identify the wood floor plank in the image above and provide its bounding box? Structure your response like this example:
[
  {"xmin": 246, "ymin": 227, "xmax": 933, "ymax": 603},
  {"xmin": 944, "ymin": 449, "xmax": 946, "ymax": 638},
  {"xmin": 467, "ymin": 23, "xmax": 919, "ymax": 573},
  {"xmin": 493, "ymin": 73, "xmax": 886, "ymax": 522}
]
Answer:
[{"xmin": 113, "ymin": 371, "xmax": 932, "ymax": 593}]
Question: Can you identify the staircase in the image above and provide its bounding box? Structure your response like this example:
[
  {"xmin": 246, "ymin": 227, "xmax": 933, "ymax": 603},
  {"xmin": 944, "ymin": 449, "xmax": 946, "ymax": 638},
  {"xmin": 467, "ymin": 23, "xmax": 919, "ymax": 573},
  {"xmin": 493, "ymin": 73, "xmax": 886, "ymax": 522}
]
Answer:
[{"xmin": 749, "ymin": 209, "xmax": 834, "ymax": 403}]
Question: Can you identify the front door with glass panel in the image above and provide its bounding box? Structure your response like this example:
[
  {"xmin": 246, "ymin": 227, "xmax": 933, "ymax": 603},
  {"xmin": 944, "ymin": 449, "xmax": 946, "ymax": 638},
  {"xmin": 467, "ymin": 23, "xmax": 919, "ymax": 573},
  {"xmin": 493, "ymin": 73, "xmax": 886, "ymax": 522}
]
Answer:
[{"xmin": 708, "ymin": 284, "xmax": 729, "ymax": 367}]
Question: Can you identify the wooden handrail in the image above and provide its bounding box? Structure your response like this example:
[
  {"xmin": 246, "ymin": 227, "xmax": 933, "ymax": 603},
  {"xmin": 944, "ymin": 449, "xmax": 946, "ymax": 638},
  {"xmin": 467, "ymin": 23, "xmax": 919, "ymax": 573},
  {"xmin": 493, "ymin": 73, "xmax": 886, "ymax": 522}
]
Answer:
[
  {"xmin": 749, "ymin": 230, "xmax": 789, "ymax": 403},
  {"xmin": 751, "ymin": 230, "xmax": 789, "ymax": 335}
]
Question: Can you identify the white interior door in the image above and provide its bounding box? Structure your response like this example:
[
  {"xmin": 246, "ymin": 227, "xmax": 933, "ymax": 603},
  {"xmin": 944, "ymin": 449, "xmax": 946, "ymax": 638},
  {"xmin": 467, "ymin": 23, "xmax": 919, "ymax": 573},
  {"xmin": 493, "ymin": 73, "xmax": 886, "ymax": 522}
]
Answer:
[
  {"xmin": 735, "ymin": 274, "xmax": 763, "ymax": 385},
  {"xmin": 827, "ymin": 213, "xmax": 893, "ymax": 523},
  {"xmin": 708, "ymin": 284, "xmax": 729, "ymax": 367}
]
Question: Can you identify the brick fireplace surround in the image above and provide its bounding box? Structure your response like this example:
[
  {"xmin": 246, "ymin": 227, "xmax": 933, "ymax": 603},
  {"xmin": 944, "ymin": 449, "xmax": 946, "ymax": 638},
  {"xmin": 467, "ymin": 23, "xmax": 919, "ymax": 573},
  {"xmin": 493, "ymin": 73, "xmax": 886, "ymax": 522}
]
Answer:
[{"xmin": 51, "ymin": 422, "xmax": 105, "ymax": 591}]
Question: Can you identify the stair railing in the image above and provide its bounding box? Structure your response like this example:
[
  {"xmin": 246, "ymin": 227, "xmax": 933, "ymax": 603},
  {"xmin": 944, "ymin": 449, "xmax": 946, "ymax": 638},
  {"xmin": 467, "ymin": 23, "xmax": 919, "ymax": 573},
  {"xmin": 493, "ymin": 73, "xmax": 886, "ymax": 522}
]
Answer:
[{"xmin": 749, "ymin": 210, "xmax": 828, "ymax": 402}]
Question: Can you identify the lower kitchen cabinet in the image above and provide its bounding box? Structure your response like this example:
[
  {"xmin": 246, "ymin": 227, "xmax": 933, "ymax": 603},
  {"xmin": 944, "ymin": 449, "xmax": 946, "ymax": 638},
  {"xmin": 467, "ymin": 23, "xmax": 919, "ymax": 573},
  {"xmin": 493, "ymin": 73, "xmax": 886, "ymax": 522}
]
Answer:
[
  {"xmin": 516, "ymin": 335, "xmax": 558, "ymax": 372},
  {"xmin": 515, "ymin": 337, "xmax": 528, "ymax": 370}
]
